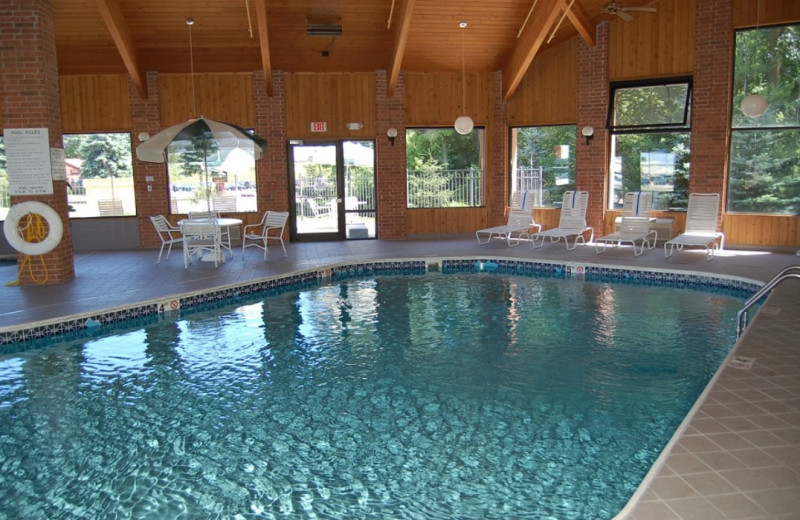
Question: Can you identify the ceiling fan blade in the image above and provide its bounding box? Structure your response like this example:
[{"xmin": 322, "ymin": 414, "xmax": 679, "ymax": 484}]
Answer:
[
  {"xmin": 617, "ymin": 10, "xmax": 634, "ymax": 21},
  {"xmin": 624, "ymin": 7, "xmax": 657, "ymax": 12}
]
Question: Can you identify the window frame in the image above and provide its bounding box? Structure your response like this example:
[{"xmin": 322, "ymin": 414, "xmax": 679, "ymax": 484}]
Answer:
[{"xmin": 607, "ymin": 77, "xmax": 693, "ymax": 134}]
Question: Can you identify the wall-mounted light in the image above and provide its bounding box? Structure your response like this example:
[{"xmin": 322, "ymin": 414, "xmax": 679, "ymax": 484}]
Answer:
[
  {"xmin": 387, "ymin": 127, "xmax": 398, "ymax": 146},
  {"xmin": 581, "ymin": 126, "xmax": 594, "ymax": 146},
  {"xmin": 138, "ymin": 132, "xmax": 150, "ymax": 142},
  {"xmin": 345, "ymin": 122, "xmax": 363, "ymax": 130}
]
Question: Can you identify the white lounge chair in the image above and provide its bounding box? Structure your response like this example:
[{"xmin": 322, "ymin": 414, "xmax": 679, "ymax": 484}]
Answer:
[
  {"xmin": 530, "ymin": 190, "xmax": 594, "ymax": 250},
  {"xmin": 242, "ymin": 210, "xmax": 289, "ymax": 259},
  {"xmin": 150, "ymin": 215, "xmax": 183, "ymax": 263},
  {"xmin": 664, "ymin": 193, "xmax": 725, "ymax": 261},
  {"xmin": 595, "ymin": 192, "xmax": 657, "ymax": 256},
  {"xmin": 181, "ymin": 220, "xmax": 224, "ymax": 268},
  {"xmin": 476, "ymin": 191, "xmax": 541, "ymax": 246}
]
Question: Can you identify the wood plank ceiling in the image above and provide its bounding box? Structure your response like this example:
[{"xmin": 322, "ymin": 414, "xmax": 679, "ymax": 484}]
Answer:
[{"xmin": 53, "ymin": 0, "xmax": 660, "ymax": 99}]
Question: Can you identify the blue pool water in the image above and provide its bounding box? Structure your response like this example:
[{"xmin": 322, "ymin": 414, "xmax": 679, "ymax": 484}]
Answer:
[{"xmin": 0, "ymin": 272, "xmax": 744, "ymax": 519}]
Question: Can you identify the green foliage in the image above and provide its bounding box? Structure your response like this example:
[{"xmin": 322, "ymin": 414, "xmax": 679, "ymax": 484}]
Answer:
[
  {"xmin": 64, "ymin": 133, "xmax": 132, "ymax": 179},
  {"xmin": 729, "ymin": 23, "xmax": 800, "ymax": 214}
]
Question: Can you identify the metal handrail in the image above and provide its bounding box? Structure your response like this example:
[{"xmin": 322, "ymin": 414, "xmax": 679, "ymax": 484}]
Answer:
[{"xmin": 737, "ymin": 265, "xmax": 800, "ymax": 339}]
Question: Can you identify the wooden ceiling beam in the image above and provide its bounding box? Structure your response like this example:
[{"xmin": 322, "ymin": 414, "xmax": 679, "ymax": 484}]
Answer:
[
  {"xmin": 387, "ymin": 0, "xmax": 416, "ymax": 97},
  {"xmin": 501, "ymin": 0, "xmax": 563, "ymax": 101},
  {"xmin": 95, "ymin": 0, "xmax": 147, "ymax": 99},
  {"xmin": 254, "ymin": 0, "xmax": 273, "ymax": 96},
  {"xmin": 566, "ymin": 0, "xmax": 596, "ymax": 46}
]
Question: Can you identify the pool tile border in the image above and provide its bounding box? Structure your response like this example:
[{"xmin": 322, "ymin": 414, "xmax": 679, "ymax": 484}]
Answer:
[{"xmin": 0, "ymin": 258, "xmax": 760, "ymax": 354}]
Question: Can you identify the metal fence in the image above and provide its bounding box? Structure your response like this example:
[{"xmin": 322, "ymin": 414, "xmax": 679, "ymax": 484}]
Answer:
[
  {"xmin": 407, "ymin": 168, "xmax": 482, "ymax": 208},
  {"xmin": 511, "ymin": 166, "xmax": 543, "ymax": 206}
]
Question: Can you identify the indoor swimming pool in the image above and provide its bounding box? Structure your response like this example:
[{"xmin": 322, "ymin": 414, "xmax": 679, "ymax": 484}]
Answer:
[{"xmin": 0, "ymin": 270, "xmax": 749, "ymax": 519}]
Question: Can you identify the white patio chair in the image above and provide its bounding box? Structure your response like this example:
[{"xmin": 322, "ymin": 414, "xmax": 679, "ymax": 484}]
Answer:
[
  {"xmin": 530, "ymin": 190, "xmax": 594, "ymax": 250},
  {"xmin": 181, "ymin": 220, "xmax": 224, "ymax": 268},
  {"xmin": 187, "ymin": 210, "xmax": 233, "ymax": 258},
  {"xmin": 307, "ymin": 198, "xmax": 334, "ymax": 218},
  {"xmin": 242, "ymin": 211, "xmax": 289, "ymax": 259},
  {"xmin": 595, "ymin": 192, "xmax": 658, "ymax": 256},
  {"xmin": 150, "ymin": 215, "xmax": 183, "ymax": 263},
  {"xmin": 476, "ymin": 190, "xmax": 541, "ymax": 246},
  {"xmin": 664, "ymin": 193, "xmax": 725, "ymax": 261}
]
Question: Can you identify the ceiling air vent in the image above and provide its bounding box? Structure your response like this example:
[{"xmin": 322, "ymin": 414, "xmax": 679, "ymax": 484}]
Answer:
[{"xmin": 307, "ymin": 17, "xmax": 342, "ymax": 36}]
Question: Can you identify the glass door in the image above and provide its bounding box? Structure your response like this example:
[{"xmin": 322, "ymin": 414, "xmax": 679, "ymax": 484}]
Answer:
[{"xmin": 289, "ymin": 140, "xmax": 375, "ymax": 241}]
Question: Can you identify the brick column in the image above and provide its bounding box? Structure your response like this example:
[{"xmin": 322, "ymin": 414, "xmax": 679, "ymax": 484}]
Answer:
[
  {"xmin": 691, "ymin": 0, "xmax": 733, "ymax": 197},
  {"xmin": 576, "ymin": 22, "xmax": 610, "ymax": 235},
  {"xmin": 375, "ymin": 70, "xmax": 406, "ymax": 239},
  {"xmin": 131, "ymin": 72, "xmax": 167, "ymax": 247},
  {"xmin": 489, "ymin": 71, "xmax": 509, "ymax": 225},
  {"xmin": 253, "ymin": 70, "xmax": 288, "ymax": 214},
  {"xmin": 0, "ymin": 0, "xmax": 74, "ymax": 284}
]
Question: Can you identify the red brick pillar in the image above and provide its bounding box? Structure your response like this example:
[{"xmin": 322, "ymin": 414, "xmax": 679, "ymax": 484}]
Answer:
[
  {"xmin": 0, "ymin": 0, "xmax": 75, "ymax": 284},
  {"xmin": 691, "ymin": 0, "xmax": 733, "ymax": 197},
  {"xmin": 131, "ymin": 72, "xmax": 167, "ymax": 247},
  {"xmin": 576, "ymin": 22, "xmax": 610, "ymax": 236},
  {"xmin": 375, "ymin": 70, "xmax": 407, "ymax": 239},
  {"xmin": 490, "ymin": 71, "xmax": 509, "ymax": 225},
  {"xmin": 254, "ymin": 70, "xmax": 288, "ymax": 213}
]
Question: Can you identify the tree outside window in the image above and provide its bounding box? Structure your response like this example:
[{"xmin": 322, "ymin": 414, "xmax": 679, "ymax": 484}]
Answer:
[
  {"xmin": 510, "ymin": 125, "xmax": 576, "ymax": 208},
  {"xmin": 728, "ymin": 23, "xmax": 800, "ymax": 214},
  {"xmin": 63, "ymin": 133, "xmax": 135, "ymax": 218},
  {"xmin": 406, "ymin": 128, "xmax": 484, "ymax": 208},
  {"xmin": 608, "ymin": 79, "xmax": 692, "ymax": 211}
]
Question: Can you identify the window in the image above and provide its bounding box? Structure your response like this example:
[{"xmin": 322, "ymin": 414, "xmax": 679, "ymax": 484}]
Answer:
[
  {"xmin": 63, "ymin": 133, "xmax": 135, "ymax": 218},
  {"xmin": 728, "ymin": 23, "xmax": 800, "ymax": 214},
  {"xmin": 166, "ymin": 135, "xmax": 257, "ymax": 214},
  {"xmin": 608, "ymin": 79, "xmax": 692, "ymax": 210},
  {"xmin": 510, "ymin": 125, "xmax": 576, "ymax": 208},
  {"xmin": 406, "ymin": 128, "xmax": 484, "ymax": 208}
]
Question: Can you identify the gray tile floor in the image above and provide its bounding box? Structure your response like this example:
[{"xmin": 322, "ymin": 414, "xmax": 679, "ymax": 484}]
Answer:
[{"xmin": 1, "ymin": 237, "xmax": 798, "ymax": 519}]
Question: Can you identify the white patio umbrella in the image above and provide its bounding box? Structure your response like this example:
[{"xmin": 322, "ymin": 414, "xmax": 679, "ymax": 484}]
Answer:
[{"xmin": 136, "ymin": 117, "xmax": 268, "ymax": 212}]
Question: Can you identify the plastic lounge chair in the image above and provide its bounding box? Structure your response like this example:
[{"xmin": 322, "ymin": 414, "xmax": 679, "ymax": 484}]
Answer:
[
  {"xmin": 530, "ymin": 190, "xmax": 594, "ymax": 250},
  {"xmin": 150, "ymin": 215, "xmax": 183, "ymax": 263},
  {"xmin": 664, "ymin": 193, "xmax": 725, "ymax": 261},
  {"xmin": 476, "ymin": 191, "xmax": 541, "ymax": 246},
  {"xmin": 595, "ymin": 192, "xmax": 657, "ymax": 256},
  {"xmin": 307, "ymin": 198, "xmax": 333, "ymax": 218},
  {"xmin": 181, "ymin": 220, "xmax": 224, "ymax": 268},
  {"xmin": 242, "ymin": 211, "xmax": 289, "ymax": 259}
]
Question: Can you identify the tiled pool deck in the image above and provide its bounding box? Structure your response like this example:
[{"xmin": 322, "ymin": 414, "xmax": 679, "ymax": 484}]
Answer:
[{"xmin": 1, "ymin": 237, "xmax": 798, "ymax": 519}]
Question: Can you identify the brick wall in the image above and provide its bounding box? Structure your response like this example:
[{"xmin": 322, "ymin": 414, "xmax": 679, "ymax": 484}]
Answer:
[
  {"xmin": 0, "ymin": 0, "xmax": 74, "ymax": 284},
  {"xmin": 375, "ymin": 70, "xmax": 407, "ymax": 239},
  {"xmin": 254, "ymin": 70, "xmax": 289, "ymax": 215},
  {"xmin": 490, "ymin": 71, "xmax": 509, "ymax": 223},
  {"xmin": 691, "ymin": 0, "xmax": 733, "ymax": 198},
  {"xmin": 131, "ymin": 72, "xmax": 167, "ymax": 248},
  {"xmin": 576, "ymin": 22, "xmax": 610, "ymax": 237}
]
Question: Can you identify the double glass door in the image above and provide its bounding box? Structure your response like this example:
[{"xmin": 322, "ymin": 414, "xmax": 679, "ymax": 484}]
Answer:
[{"xmin": 289, "ymin": 140, "xmax": 376, "ymax": 241}]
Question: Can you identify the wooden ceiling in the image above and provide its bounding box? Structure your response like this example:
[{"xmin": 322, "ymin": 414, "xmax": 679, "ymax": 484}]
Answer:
[{"xmin": 53, "ymin": 0, "xmax": 660, "ymax": 99}]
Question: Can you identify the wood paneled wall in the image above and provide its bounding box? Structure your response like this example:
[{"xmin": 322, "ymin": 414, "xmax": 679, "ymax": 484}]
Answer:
[
  {"xmin": 159, "ymin": 73, "xmax": 255, "ymax": 127},
  {"xmin": 405, "ymin": 71, "xmax": 492, "ymax": 126},
  {"xmin": 284, "ymin": 72, "xmax": 376, "ymax": 139},
  {"xmin": 608, "ymin": 0, "xmax": 695, "ymax": 81},
  {"xmin": 404, "ymin": 71, "xmax": 495, "ymax": 236},
  {"xmin": 508, "ymin": 39, "xmax": 577, "ymax": 126},
  {"xmin": 733, "ymin": 0, "xmax": 800, "ymax": 27},
  {"xmin": 60, "ymin": 74, "xmax": 130, "ymax": 132},
  {"xmin": 724, "ymin": 214, "xmax": 800, "ymax": 248}
]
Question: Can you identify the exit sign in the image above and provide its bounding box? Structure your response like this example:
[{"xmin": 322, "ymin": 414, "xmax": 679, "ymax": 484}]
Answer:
[{"xmin": 310, "ymin": 121, "xmax": 327, "ymax": 132}]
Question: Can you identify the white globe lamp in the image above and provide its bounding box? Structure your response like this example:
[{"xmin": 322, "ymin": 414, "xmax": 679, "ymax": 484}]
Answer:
[
  {"xmin": 741, "ymin": 93, "xmax": 767, "ymax": 118},
  {"xmin": 454, "ymin": 115, "xmax": 474, "ymax": 135}
]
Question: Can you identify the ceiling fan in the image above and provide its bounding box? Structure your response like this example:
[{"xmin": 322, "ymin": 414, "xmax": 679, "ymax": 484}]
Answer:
[{"xmin": 603, "ymin": 2, "xmax": 656, "ymax": 22}]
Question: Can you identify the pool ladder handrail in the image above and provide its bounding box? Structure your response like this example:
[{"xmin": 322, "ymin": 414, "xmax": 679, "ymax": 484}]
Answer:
[{"xmin": 737, "ymin": 265, "xmax": 800, "ymax": 339}]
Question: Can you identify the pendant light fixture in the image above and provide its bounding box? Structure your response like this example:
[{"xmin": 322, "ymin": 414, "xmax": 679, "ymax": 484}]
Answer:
[
  {"xmin": 454, "ymin": 21, "xmax": 474, "ymax": 135},
  {"xmin": 740, "ymin": 0, "xmax": 767, "ymax": 118}
]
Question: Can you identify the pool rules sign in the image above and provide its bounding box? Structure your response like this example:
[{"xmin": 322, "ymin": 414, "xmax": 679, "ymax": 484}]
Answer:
[{"xmin": 5, "ymin": 128, "xmax": 57, "ymax": 196}]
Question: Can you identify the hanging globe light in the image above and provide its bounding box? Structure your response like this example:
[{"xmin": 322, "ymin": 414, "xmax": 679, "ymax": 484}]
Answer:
[
  {"xmin": 740, "ymin": 93, "xmax": 768, "ymax": 118},
  {"xmin": 454, "ymin": 115, "xmax": 474, "ymax": 135}
]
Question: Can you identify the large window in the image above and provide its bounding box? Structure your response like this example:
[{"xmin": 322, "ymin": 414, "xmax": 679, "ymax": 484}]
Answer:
[
  {"xmin": 406, "ymin": 128, "xmax": 484, "ymax": 208},
  {"xmin": 166, "ymin": 135, "xmax": 257, "ymax": 214},
  {"xmin": 510, "ymin": 125, "xmax": 576, "ymax": 208},
  {"xmin": 608, "ymin": 79, "xmax": 692, "ymax": 210},
  {"xmin": 64, "ymin": 133, "xmax": 135, "ymax": 218},
  {"xmin": 728, "ymin": 23, "xmax": 800, "ymax": 214},
  {"xmin": 1, "ymin": 133, "xmax": 136, "ymax": 220}
]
